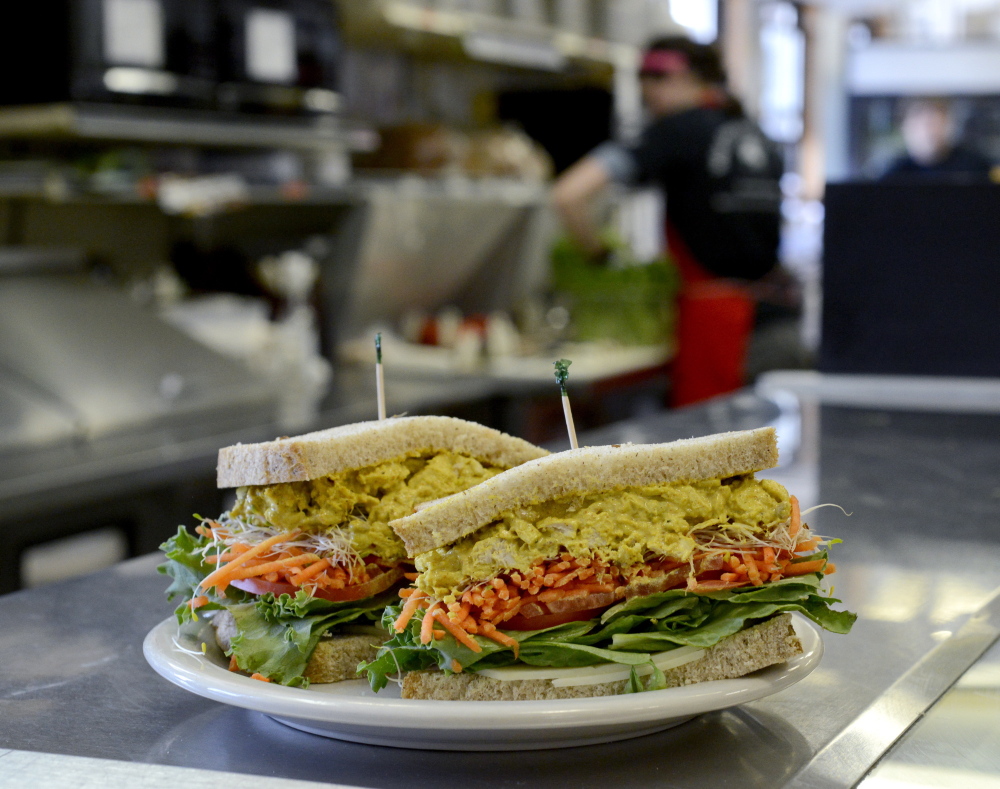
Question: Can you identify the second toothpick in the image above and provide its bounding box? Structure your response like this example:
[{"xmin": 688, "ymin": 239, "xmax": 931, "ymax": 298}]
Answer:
[
  {"xmin": 554, "ymin": 358, "xmax": 578, "ymax": 449},
  {"xmin": 375, "ymin": 332, "xmax": 386, "ymax": 421}
]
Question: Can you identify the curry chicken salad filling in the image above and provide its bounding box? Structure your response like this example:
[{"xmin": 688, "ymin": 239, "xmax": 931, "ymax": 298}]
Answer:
[{"xmin": 414, "ymin": 474, "xmax": 791, "ymax": 599}]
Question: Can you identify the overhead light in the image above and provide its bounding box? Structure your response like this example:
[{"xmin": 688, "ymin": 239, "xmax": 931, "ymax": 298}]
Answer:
[
  {"xmin": 669, "ymin": 0, "xmax": 717, "ymax": 44},
  {"xmin": 103, "ymin": 67, "xmax": 178, "ymax": 96}
]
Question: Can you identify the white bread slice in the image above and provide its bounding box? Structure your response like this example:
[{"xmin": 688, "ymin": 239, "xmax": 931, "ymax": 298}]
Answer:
[
  {"xmin": 212, "ymin": 610, "xmax": 381, "ymax": 684},
  {"xmin": 217, "ymin": 416, "xmax": 549, "ymax": 488},
  {"xmin": 392, "ymin": 427, "xmax": 778, "ymax": 557},
  {"xmin": 401, "ymin": 613, "xmax": 801, "ymax": 700}
]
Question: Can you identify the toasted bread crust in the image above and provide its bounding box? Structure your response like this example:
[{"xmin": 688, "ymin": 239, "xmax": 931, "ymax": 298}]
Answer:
[
  {"xmin": 401, "ymin": 613, "xmax": 801, "ymax": 700},
  {"xmin": 216, "ymin": 416, "xmax": 548, "ymax": 488},
  {"xmin": 392, "ymin": 427, "xmax": 779, "ymax": 557},
  {"xmin": 212, "ymin": 611, "xmax": 382, "ymax": 684}
]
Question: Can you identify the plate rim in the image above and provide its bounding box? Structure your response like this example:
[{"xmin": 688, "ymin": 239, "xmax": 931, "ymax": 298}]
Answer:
[{"xmin": 143, "ymin": 613, "xmax": 823, "ymax": 733}]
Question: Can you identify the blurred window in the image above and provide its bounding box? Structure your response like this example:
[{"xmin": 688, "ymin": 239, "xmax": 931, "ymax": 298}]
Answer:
[
  {"xmin": 246, "ymin": 8, "xmax": 297, "ymax": 85},
  {"xmin": 102, "ymin": 0, "xmax": 165, "ymax": 68},
  {"xmin": 760, "ymin": 2, "xmax": 805, "ymax": 143},
  {"xmin": 669, "ymin": 0, "xmax": 718, "ymax": 44}
]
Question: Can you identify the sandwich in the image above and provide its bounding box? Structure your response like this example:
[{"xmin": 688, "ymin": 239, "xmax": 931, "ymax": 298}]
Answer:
[
  {"xmin": 158, "ymin": 416, "xmax": 548, "ymax": 686},
  {"xmin": 361, "ymin": 427, "xmax": 856, "ymax": 699}
]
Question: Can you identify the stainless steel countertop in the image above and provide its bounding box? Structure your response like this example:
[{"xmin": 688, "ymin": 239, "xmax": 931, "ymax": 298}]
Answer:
[
  {"xmin": 2, "ymin": 385, "xmax": 999, "ymax": 788},
  {"xmin": 858, "ymin": 635, "xmax": 1000, "ymax": 789}
]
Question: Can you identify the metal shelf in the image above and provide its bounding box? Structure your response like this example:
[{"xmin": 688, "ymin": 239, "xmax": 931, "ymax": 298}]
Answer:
[
  {"xmin": 0, "ymin": 175, "xmax": 544, "ymax": 209},
  {"xmin": 337, "ymin": 0, "xmax": 633, "ymax": 74},
  {"xmin": 0, "ymin": 103, "xmax": 345, "ymax": 151}
]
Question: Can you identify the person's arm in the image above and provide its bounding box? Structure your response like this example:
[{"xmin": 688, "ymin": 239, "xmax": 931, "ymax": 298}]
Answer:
[{"xmin": 551, "ymin": 156, "xmax": 612, "ymax": 259}]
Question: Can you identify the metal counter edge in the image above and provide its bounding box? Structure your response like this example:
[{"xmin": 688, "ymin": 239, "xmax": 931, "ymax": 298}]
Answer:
[{"xmin": 785, "ymin": 586, "xmax": 1000, "ymax": 789}]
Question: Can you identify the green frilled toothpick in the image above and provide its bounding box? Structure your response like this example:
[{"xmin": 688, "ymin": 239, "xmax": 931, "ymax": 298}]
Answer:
[
  {"xmin": 375, "ymin": 332, "xmax": 386, "ymax": 421},
  {"xmin": 554, "ymin": 358, "xmax": 578, "ymax": 449}
]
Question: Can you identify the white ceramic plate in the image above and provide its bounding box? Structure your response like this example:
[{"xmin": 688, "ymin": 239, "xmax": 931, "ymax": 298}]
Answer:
[{"xmin": 143, "ymin": 615, "xmax": 822, "ymax": 751}]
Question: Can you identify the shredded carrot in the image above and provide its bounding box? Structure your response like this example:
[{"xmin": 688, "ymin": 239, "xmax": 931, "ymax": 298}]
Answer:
[
  {"xmin": 199, "ymin": 531, "xmax": 298, "ymax": 592},
  {"xmin": 228, "ymin": 655, "xmax": 239, "ymax": 672},
  {"xmin": 394, "ymin": 590, "xmax": 428, "ymax": 632},
  {"xmin": 689, "ymin": 578, "xmax": 750, "ymax": 591},
  {"xmin": 189, "ymin": 595, "xmax": 209, "ymax": 610},
  {"xmin": 479, "ymin": 623, "xmax": 519, "ymax": 658},
  {"xmin": 432, "ymin": 609, "xmax": 482, "ymax": 653},
  {"xmin": 451, "ymin": 659, "xmax": 463, "ymax": 673},
  {"xmin": 795, "ymin": 538, "xmax": 819, "ymax": 553},
  {"xmin": 195, "ymin": 521, "xmax": 222, "ymax": 539},
  {"xmin": 226, "ymin": 553, "xmax": 318, "ymax": 581},
  {"xmin": 823, "ymin": 562, "xmax": 837, "ymax": 575},
  {"xmin": 789, "ymin": 496, "xmax": 802, "ymax": 540},
  {"xmin": 288, "ymin": 558, "xmax": 331, "ymax": 586},
  {"xmin": 783, "ymin": 559, "xmax": 826, "ymax": 576},
  {"xmin": 398, "ymin": 587, "xmax": 416, "ymax": 598},
  {"xmin": 744, "ymin": 555, "xmax": 763, "ymax": 586},
  {"xmin": 204, "ymin": 544, "xmax": 242, "ymax": 564},
  {"xmin": 250, "ymin": 673, "xmax": 271, "ymax": 682},
  {"xmin": 404, "ymin": 572, "xmax": 420, "ymax": 581},
  {"xmin": 578, "ymin": 583, "xmax": 616, "ymax": 594},
  {"xmin": 433, "ymin": 628, "xmax": 446, "ymax": 639},
  {"xmin": 420, "ymin": 603, "xmax": 441, "ymax": 644}
]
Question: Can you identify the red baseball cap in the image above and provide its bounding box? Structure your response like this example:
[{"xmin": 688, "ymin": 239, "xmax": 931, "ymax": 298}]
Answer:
[{"xmin": 639, "ymin": 49, "xmax": 691, "ymax": 77}]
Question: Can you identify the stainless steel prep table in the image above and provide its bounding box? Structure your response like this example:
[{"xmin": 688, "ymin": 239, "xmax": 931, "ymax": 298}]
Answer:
[{"xmin": 2, "ymin": 383, "xmax": 1000, "ymax": 789}]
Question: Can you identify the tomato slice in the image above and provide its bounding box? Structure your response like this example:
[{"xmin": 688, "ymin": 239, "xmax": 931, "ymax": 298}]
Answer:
[
  {"xmin": 230, "ymin": 566, "xmax": 404, "ymax": 602},
  {"xmin": 502, "ymin": 606, "xmax": 606, "ymax": 631}
]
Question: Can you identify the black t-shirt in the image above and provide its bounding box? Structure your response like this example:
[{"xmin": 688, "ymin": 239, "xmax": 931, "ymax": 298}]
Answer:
[
  {"xmin": 881, "ymin": 146, "xmax": 993, "ymax": 181},
  {"xmin": 627, "ymin": 107, "xmax": 783, "ymax": 281}
]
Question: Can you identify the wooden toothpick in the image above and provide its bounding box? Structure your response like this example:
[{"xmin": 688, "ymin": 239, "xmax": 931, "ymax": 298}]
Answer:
[
  {"xmin": 376, "ymin": 332, "xmax": 386, "ymax": 421},
  {"xmin": 554, "ymin": 358, "xmax": 578, "ymax": 449}
]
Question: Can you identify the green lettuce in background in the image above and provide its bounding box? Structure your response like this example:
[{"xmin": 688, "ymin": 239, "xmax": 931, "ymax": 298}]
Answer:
[
  {"xmin": 360, "ymin": 560, "xmax": 855, "ymax": 693},
  {"xmin": 550, "ymin": 234, "xmax": 679, "ymax": 347}
]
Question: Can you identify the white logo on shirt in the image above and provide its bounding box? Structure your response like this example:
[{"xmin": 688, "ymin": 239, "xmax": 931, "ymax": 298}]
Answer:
[{"xmin": 707, "ymin": 120, "xmax": 771, "ymax": 177}]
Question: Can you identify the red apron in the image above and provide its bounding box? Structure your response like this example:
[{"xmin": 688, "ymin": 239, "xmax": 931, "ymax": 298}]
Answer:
[{"xmin": 667, "ymin": 223, "xmax": 755, "ymax": 408}]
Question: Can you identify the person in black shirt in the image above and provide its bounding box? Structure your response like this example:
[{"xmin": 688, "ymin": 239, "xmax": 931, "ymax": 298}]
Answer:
[
  {"xmin": 552, "ymin": 37, "xmax": 790, "ymax": 406},
  {"xmin": 881, "ymin": 98, "xmax": 992, "ymax": 181}
]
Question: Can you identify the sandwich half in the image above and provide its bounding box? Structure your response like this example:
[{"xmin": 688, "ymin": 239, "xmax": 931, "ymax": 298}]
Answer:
[
  {"xmin": 159, "ymin": 415, "xmax": 548, "ymax": 686},
  {"xmin": 361, "ymin": 427, "xmax": 856, "ymax": 699}
]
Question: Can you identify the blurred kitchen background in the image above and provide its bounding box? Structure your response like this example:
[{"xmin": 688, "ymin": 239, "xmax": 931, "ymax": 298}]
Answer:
[{"xmin": 1, "ymin": 0, "xmax": 998, "ymax": 592}]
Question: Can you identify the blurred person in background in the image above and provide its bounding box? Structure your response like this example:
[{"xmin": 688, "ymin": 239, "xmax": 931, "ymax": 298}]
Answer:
[
  {"xmin": 553, "ymin": 37, "xmax": 798, "ymax": 408},
  {"xmin": 882, "ymin": 97, "xmax": 992, "ymax": 180}
]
